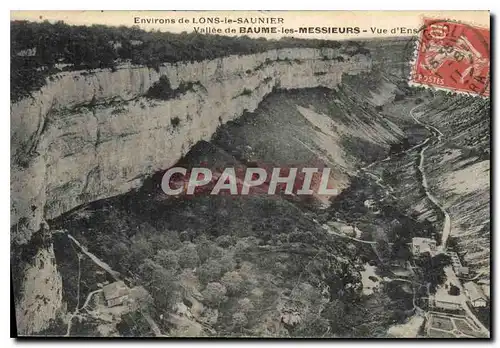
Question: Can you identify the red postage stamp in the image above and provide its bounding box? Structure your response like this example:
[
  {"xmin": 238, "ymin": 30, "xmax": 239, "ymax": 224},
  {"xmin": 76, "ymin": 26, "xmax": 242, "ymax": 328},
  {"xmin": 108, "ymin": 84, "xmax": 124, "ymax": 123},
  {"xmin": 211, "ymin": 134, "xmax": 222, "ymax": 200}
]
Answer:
[{"xmin": 410, "ymin": 18, "xmax": 490, "ymax": 96}]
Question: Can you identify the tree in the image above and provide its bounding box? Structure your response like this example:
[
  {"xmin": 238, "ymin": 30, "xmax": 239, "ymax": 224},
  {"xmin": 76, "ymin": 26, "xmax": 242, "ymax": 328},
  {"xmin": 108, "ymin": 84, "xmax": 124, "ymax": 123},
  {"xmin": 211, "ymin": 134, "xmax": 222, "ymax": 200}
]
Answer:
[
  {"xmin": 149, "ymin": 265, "xmax": 180, "ymax": 309},
  {"xmin": 177, "ymin": 243, "xmax": 200, "ymax": 269},
  {"xmin": 221, "ymin": 271, "xmax": 244, "ymax": 295},
  {"xmin": 232, "ymin": 312, "xmax": 248, "ymax": 329},
  {"xmin": 145, "ymin": 76, "xmax": 174, "ymax": 100},
  {"xmin": 374, "ymin": 235, "xmax": 391, "ymax": 263},
  {"xmin": 197, "ymin": 259, "xmax": 223, "ymax": 284},
  {"xmin": 129, "ymin": 235, "xmax": 153, "ymax": 266},
  {"xmin": 202, "ymin": 282, "xmax": 227, "ymax": 306},
  {"xmin": 195, "ymin": 236, "xmax": 223, "ymax": 263},
  {"xmin": 109, "ymin": 241, "xmax": 131, "ymax": 272},
  {"xmin": 154, "ymin": 249, "xmax": 179, "ymax": 270},
  {"xmin": 321, "ymin": 299, "xmax": 347, "ymax": 334},
  {"xmin": 215, "ymin": 235, "xmax": 234, "ymax": 248},
  {"xmin": 415, "ymin": 252, "xmax": 452, "ymax": 293},
  {"xmin": 391, "ymin": 239, "xmax": 412, "ymax": 262},
  {"xmin": 237, "ymin": 297, "xmax": 254, "ymax": 313},
  {"xmin": 448, "ymin": 284, "xmax": 460, "ymax": 296}
]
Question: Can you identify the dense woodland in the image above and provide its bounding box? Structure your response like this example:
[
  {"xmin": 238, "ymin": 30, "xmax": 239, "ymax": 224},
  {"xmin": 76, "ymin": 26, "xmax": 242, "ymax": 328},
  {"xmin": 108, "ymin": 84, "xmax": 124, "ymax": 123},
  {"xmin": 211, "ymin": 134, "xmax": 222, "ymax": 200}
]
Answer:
[
  {"xmin": 47, "ymin": 182, "xmax": 417, "ymax": 337},
  {"xmin": 11, "ymin": 20, "xmax": 370, "ymax": 102}
]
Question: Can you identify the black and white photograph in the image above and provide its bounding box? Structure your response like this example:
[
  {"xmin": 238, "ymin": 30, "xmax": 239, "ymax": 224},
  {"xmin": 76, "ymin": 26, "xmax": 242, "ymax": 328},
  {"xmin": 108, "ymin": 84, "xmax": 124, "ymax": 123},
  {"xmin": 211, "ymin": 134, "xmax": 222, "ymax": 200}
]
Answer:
[{"xmin": 10, "ymin": 10, "xmax": 491, "ymax": 338}]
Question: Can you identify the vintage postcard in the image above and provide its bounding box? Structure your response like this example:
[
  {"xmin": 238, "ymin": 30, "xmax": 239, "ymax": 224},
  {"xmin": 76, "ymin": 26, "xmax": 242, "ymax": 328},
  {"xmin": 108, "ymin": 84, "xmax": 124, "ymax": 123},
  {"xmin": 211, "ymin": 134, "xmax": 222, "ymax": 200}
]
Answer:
[{"xmin": 10, "ymin": 10, "xmax": 490, "ymax": 338}]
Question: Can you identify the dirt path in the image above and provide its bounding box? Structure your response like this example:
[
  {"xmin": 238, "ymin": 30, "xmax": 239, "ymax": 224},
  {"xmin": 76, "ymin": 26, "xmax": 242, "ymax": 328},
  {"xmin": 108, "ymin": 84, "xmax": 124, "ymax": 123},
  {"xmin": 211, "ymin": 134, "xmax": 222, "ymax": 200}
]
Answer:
[
  {"xmin": 67, "ymin": 234, "xmax": 121, "ymax": 280},
  {"xmin": 64, "ymin": 254, "xmax": 82, "ymax": 337},
  {"xmin": 66, "ymin": 234, "xmax": 166, "ymax": 337},
  {"xmin": 320, "ymin": 223, "xmax": 376, "ymax": 245},
  {"xmin": 409, "ymin": 105, "xmax": 451, "ymax": 251},
  {"xmin": 81, "ymin": 289, "xmax": 103, "ymax": 311}
]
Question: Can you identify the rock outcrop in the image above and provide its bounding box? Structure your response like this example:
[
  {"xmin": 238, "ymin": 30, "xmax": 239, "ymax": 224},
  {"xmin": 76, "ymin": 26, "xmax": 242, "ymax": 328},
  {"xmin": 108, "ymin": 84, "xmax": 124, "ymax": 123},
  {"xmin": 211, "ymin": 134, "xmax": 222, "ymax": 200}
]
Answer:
[{"xmin": 14, "ymin": 243, "xmax": 63, "ymax": 335}]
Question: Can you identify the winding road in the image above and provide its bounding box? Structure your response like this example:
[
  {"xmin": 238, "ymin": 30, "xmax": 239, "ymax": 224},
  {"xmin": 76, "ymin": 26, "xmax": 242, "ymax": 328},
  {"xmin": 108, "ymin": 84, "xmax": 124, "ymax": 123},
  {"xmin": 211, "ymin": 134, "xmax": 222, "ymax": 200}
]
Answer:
[
  {"xmin": 358, "ymin": 101, "xmax": 488, "ymax": 337},
  {"xmin": 401, "ymin": 103, "xmax": 488, "ymax": 336},
  {"xmin": 409, "ymin": 105, "xmax": 451, "ymax": 251}
]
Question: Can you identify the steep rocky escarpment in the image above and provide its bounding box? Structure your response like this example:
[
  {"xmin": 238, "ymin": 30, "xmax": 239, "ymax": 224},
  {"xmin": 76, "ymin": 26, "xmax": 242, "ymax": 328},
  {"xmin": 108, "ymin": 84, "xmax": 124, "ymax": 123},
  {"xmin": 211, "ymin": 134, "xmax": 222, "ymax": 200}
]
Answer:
[
  {"xmin": 11, "ymin": 48, "xmax": 370, "ymax": 241},
  {"xmin": 12, "ymin": 230, "xmax": 63, "ymax": 335}
]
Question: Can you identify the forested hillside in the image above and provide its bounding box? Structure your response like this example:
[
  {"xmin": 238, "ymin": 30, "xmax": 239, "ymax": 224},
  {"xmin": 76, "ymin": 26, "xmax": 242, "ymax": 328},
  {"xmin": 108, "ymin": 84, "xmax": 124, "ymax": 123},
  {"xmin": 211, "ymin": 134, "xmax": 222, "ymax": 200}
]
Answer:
[{"xmin": 11, "ymin": 20, "xmax": 370, "ymax": 101}]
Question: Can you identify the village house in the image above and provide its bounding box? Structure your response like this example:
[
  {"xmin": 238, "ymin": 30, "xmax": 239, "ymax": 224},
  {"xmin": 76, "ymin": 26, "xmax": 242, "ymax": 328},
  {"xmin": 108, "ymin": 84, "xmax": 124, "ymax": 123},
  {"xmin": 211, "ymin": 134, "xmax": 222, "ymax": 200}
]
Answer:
[
  {"xmin": 477, "ymin": 279, "xmax": 490, "ymax": 299},
  {"xmin": 446, "ymin": 252, "xmax": 469, "ymax": 276},
  {"xmin": 411, "ymin": 237, "xmax": 437, "ymax": 256},
  {"xmin": 429, "ymin": 282, "xmax": 463, "ymax": 312},
  {"xmin": 464, "ymin": 282, "xmax": 488, "ymax": 308},
  {"xmin": 429, "ymin": 292, "xmax": 462, "ymax": 311},
  {"xmin": 102, "ymin": 281, "xmax": 130, "ymax": 307}
]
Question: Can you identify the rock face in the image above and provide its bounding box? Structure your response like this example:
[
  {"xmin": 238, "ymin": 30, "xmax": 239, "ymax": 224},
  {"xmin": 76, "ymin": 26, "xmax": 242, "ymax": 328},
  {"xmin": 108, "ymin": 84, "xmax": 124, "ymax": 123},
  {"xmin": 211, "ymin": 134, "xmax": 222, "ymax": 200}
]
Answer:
[
  {"xmin": 11, "ymin": 48, "xmax": 371, "ymax": 335},
  {"xmin": 14, "ymin": 243, "xmax": 63, "ymax": 335},
  {"xmin": 11, "ymin": 48, "xmax": 370, "ymax": 241}
]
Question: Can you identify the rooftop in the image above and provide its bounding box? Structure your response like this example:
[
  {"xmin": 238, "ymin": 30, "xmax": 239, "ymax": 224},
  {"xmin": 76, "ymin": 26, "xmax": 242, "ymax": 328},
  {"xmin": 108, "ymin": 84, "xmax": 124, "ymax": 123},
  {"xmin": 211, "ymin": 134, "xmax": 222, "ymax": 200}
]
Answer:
[
  {"xmin": 464, "ymin": 282, "xmax": 486, "ymax": 302},
  {"xmin": 412, "ymin": 237, "xmax": 437, "ymax": 255},
  {"xmin": 412, "ymin": 237, "xmax": 436, "ymax": 246},
  {"xmin": 103, "ymin": 281, "xmax": 129, "ymax": 300}
]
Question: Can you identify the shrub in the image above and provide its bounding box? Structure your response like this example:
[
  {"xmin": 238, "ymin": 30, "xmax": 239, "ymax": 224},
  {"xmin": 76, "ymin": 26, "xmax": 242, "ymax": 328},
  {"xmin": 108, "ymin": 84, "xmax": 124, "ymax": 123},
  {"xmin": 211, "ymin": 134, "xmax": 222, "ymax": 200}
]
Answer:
[
  {"xmin": 171, "ymin": 117, "xmax": 181, "ymax": 128},
  {"xmin": 448, "ymin": 284, "xmax": 460, "ymax": 296},
  {"xmin": 145, "ymin": 76, "xmax": 174, "ymax": 100},
  {"xmin": 10, "ymin": 20, "xmax": 358, "ymax": 101},
  {"xmin": 394, "ymin": 93, "xmax": 405, "ymax": 102},
  {"xmin": 240, "ymin": 88, "xmax": 253, "ymax": 97}
]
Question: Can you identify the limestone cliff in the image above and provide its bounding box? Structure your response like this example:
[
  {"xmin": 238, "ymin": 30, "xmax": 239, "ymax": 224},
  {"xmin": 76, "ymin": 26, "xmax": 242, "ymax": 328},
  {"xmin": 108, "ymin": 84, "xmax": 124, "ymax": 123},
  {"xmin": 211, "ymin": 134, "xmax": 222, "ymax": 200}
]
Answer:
[{"xmin": 11, "ymin": 48, "xmax": 370, "ymax": 240}]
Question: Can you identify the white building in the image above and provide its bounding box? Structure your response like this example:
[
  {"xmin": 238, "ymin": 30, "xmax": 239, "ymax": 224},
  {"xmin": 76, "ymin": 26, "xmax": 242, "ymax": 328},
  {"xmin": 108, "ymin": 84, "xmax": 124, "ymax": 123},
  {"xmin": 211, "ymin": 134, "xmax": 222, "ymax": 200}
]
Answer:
[
  {"xmin": 464, "ymin": 282, "xmax": 488, "ymax": 308},
  {"xmin": 411, "ymin": 237, "xmax": 437, "ymax": 256}
]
